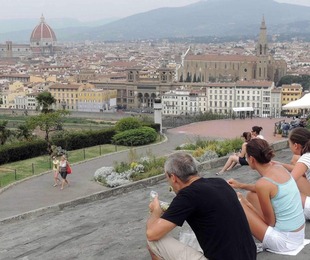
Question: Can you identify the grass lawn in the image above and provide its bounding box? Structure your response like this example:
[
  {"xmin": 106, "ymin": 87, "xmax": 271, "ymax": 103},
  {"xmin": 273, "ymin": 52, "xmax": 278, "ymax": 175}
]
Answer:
[{"xmin": 0, "ymin": 144, "xmax": 128, "ymax": 188}]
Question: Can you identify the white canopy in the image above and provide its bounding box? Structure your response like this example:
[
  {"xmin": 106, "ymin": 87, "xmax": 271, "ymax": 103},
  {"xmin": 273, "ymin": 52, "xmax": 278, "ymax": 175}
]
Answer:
[
  {"xmin": 232, "ymin": 107, "xmax": 254, "ymax": 112},
  {"xmin": 282, "ymin": 93, "xmax": 310, "ymax": 110}
]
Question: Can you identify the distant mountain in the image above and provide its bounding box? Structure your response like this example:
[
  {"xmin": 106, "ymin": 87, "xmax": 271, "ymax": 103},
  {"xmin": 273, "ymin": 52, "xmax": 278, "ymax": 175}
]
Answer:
[
  {"xmin": 0, "ymin": 17, "xmax": 117, "ymax": 43},
  {"xmin": 83, "ymin": 0, "xmax": 310, "ymax": 41},
  {"xmin": 1, "ymin": 0, "xmax": 310, "ymax": 43}
]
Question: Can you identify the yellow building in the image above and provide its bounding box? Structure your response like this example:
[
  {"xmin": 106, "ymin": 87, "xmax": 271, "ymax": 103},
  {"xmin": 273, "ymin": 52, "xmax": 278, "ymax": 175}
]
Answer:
[
  {"xmin": 78, "ymin": 89, "xmax": 117, "ymax": 112},
  {"xmin": 1, "ymin": 81, "xmax": 26, "ymax": 108},
  {"xmin": 281, "ymin": 83, "xmax": 303, "ymax": 115},
  {"xmin": 49, "ymin": 83, "xmax": 85, "ymax": 110},
  {"xmin": 30, "ymin": 75, "xmax": 57, "ymax": 83}
]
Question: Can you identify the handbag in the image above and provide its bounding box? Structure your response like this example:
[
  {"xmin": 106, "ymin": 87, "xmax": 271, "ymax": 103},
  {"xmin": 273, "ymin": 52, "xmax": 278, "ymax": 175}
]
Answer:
[{"xmin": 66, "ymin": 164, "xmax": 72, "ymax": 174}]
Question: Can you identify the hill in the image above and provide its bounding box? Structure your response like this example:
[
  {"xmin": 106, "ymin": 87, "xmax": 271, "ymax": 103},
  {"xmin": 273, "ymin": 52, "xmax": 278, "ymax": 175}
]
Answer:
[{"xmin": 1, "ymin": 0, "xmax": 310, "ymax": 42}]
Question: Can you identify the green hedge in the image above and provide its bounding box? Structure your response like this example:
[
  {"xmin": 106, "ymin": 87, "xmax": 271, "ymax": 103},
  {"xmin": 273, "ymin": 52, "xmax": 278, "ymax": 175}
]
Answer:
[
  {"xmin": 142, "ymin": 122, "xmax": 161, "ymax": 132},
  {"xmin": 115, "ymin": 117, "xmax": 142, "ymax": 132},
  {"xmin": 51, "ymin": 127, "xmax": 116, "ymax": 151},
  {"xmin": 0, "ymin": 140, "xmax": 48, "ymax": 165},
  {"xmin": 112, "ymin": 126, "xmax": 157, "ymax": 146}
]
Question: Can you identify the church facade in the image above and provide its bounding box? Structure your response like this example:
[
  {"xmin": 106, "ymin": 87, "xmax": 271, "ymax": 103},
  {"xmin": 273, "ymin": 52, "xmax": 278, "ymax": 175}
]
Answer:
[{"xmin": 177, "ymin": 18, "xmax": 287, "ymax": 84}]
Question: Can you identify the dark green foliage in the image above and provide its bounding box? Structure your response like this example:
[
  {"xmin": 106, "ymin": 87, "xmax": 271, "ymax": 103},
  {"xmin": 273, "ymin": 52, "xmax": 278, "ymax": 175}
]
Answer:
[
  {"xmin": 115, "ymin": 117, "xmax": 142, "ymax": 132},
  {"xmin": 113, "ymin": 127, "xmax": 157, "ymax": 146},
  {"xmin": 142, "ymin": 122, "xmax": 161, "ymax": 132},
  {"xmin": 36, "ymin": 91, "xmax": 56, "ymax": 113},
  {"xmin": 277, "ymin": 75, "xmax": 310, "ymax": 91},
  {"xmin": 51, "ymin": 128, "xmax": 116, "ymax": 151},
  {"xmin": 176, "ymin": 137, "xmax": 243, "ymax": 158},
  {"xmin": 114, "ymin": 161, "xmax": 131, "ymax": 173},
  {"xmin": 0, "ymin": 140, "xmax": 47, "ymax": 165},
  {"xmin": 0, "ymin": 120, "xmax": 12, "ymax": 145}
]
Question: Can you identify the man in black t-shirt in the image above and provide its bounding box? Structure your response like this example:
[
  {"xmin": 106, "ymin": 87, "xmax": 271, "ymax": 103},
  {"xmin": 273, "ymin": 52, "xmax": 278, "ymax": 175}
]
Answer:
[{"xmin": 146, "ymin": 152, "xmax": 256, "ymax": 260}]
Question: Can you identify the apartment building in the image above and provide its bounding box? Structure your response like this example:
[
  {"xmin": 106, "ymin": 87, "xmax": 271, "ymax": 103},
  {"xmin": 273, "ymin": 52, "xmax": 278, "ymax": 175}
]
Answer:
[
  {"xmin": 77, "ymin": 89, "xmax": 117, "ymax": 112},
  {"xmin": 49, "ymin": 83, "xmax": 85, "ymax": 110},
  {"xmin": 1, "ymin": 81, "xmax": 26, "ymax": 108},
  {"xmin": 162, "ymin": 80, "xmax": 278, "ymax": 117},
  {"xmin": 15, "ymin": 92, "xmax": 39, "ymax": 110},
  {"xmin": 281, "ymin": 83, "xmax": 303, "ymax": 115},
  {"xmin": 162, "ymin": 89, "xmax": 207, "ymax": 115}
]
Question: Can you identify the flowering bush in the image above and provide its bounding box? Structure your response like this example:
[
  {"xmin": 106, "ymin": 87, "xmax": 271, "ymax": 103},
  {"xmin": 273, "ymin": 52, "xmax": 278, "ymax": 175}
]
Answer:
[
  {"xmin": 94, "ymin": 155, "xmax": 164, "ymax": 187},
  {"xmin": 94, "ymin": 166, "xmax": 134, "ymax": 187}
]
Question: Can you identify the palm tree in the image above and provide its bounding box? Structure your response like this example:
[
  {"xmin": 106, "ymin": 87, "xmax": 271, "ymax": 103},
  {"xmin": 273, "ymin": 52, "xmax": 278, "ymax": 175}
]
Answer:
[{"xmin": 0, "ymin": 121, "xmax": 12, "ymax": 145}]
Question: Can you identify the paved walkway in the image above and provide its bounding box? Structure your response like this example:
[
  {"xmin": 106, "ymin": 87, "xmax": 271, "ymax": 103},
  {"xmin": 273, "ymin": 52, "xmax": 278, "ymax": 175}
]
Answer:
[
  {"xmin": 0, "ymin": 117, "xmax": 284, "ymax": 220},
  {"xmin": 1, "ymin": 117, "xmax": 309, "ymax": 260}
]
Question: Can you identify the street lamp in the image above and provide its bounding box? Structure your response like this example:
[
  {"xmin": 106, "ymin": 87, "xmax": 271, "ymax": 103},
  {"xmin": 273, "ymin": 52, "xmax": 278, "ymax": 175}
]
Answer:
[{"xmin": 60, "ymin": 100, "xmax": 66, "ymax": 110}]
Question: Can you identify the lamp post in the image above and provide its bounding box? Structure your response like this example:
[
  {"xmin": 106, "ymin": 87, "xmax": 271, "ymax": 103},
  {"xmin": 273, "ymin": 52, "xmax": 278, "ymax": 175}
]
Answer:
[
  {"xmin": 60, "ymin": 100, "xmax": 66, "ymax": 110},
  {"xmin": 153, "ymin": 97, "xmax": 163, "ymax": 134}
]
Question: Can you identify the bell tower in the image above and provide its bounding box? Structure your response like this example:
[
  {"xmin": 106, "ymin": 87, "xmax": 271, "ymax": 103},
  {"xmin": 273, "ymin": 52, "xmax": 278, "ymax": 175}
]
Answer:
[
  {"xmin": 256, "ymin": 16, "xmax": 268, "ymax": 56},
  {"xmin": 255, "ymin": 16, "xmax": 269, "ymax": 80}
]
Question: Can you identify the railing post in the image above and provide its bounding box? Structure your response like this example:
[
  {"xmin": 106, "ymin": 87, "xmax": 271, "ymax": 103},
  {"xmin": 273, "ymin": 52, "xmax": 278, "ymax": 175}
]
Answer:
[
  {"xmin": 15, "ymin": 169, "xmax": 17, "ymax": 180},
  {"xmin": 32, "ymin": 163, "xmax": 34, "ymax": 175},
  {"xmin": 83, "ymin": 149, "xmax": 86, "ymax": 160}
]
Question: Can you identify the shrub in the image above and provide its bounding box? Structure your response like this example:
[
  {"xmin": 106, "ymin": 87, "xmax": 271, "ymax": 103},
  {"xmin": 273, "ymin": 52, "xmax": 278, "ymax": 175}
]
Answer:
[
  {"xmin": 198, "ymin": 150, "xmax": 218, "ymax": 162},
  {"xmin": 112, "ymin": 127, "xmax": 157, "ymax": 146},
  {"xmin": 0, "ymin": 140, "xmax": 48, "ymax": 165},
  {"xmin": 51, "ymin": 127, "xmax": 116, "ymax": 150},
  {"xmin": 94, "ymin": 155, "xmax": 166, "ymax": 186},
  {"xmin": 115, "ymin": 117, "xmax": 142, "ymax": 132},
  {"xmin": 192, "ymin": 147, "xmax": 206, "ymax": 158},
  {"xmin": 177, "ymin": 137, "xmax": 243, "ymax": 161}
]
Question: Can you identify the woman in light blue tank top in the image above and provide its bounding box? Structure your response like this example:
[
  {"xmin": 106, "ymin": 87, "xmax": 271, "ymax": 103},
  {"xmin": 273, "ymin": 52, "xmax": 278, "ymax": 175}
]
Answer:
[{"xmin": 228, "ymin": 139, "xmax": 305, "ymax": 253}]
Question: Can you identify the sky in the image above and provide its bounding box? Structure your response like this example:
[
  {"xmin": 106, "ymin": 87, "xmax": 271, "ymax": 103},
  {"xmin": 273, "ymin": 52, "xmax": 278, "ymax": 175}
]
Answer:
[{"xmin": 0, "ymin": 0, "xmax": 310, "ymax": 21}]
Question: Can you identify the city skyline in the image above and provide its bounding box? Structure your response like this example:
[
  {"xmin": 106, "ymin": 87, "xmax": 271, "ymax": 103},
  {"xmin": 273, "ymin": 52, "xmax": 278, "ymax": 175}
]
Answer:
[{"xmin": 0, "ymin": 0, "xmax": 309, "ymax": 22}]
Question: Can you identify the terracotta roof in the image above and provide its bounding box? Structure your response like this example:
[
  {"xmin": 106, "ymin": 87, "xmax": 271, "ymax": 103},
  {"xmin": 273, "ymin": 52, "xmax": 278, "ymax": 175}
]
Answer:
[
  {"xmin": 30, "ymin": 15, "xmax": 57, "ymax": 42},
  {"xmin": 185, "ymin": 54, "xmax": 257, "ymax": 62},
  {"xmin": 236, "ymin": 80, "xmax": 273, "ymax": 87},
  {"xmin": 49, "ymin": 83, "xmax": 80, "ymax": 90}
]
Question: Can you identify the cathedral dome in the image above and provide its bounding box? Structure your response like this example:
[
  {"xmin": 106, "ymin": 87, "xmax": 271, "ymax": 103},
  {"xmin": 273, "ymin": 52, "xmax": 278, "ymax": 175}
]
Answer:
[
  {"xmin": 30, "ymin": 15, "xmax": 57, "ymax": 43},
  {"xmin": 30, "ymin": 15, "xmax": 57, "ymax": 56}
]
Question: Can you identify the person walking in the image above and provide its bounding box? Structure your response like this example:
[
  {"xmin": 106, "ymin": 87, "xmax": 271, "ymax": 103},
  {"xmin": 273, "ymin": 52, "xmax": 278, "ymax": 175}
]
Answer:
[
  {"xmin": 146, "ymin": 152, "xmax": 256, "ymax": 260},
  {"xmin": 52, "ymin": 156, "xmax": 60, "ymax": 187},
  {"xmin": 228, "ymin": 138, "xmax": 305, "ymax": 254},
  {"xmin": 59, "ymin": 155, "xmax": 70, "ymax": 190}
]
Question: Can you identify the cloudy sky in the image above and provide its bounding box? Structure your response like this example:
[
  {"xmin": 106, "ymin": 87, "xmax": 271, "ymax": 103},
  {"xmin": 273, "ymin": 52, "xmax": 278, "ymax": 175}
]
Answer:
[{"xmin": 0, "ymin": 0, "xmax": 309, "ymax": 21}]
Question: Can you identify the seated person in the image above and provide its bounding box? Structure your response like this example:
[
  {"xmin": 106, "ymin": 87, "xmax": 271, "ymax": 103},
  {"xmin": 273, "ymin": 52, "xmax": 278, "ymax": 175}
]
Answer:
[
  {"xmin": 251, "ymin": 126, "xmax": 264, "ymax": 139},
  {"xmin": 146, "ymin": 152, "xmax": 256, "ymax": 260},
  {"xmin": 228, "ymin": 139, "xmax": 305, "ymax": 253},
  {"xmin": 272, "ymin": 154, "xmax": 300, "ymax": 172},
  {"xmin": 288, "ymin": 127, "xmax": 310, "ymax": 219},
  {"xmin": 216, "ymin": 132, "xmax": 251, "ymax": 175}
]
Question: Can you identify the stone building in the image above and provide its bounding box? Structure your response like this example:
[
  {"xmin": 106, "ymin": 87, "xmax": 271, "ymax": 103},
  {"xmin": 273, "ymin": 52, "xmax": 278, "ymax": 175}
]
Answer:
[
  {"xmin": 177, "ymin": 18, "xmax": 287, "ymax": 84},
  {"xmin": 91, "ymin": 67, "xmax": 181, "ymax": 110}
]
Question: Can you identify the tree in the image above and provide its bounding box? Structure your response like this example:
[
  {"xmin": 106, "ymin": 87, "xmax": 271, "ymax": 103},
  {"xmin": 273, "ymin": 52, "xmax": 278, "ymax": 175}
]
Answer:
[
  {"xmin": 36, "ymin": 91, "xmax": 57, "ymax": 113},
  {"xmin": 0, "ymin": 121, "xmax": 12, "ymax": 145},
  {"xmin": 16, "ymin": 123, "xmax": 34, "ymax": 141},
  {"xmin": 27, "ymin": 110, "xmax": 69, "ymax": 154}
]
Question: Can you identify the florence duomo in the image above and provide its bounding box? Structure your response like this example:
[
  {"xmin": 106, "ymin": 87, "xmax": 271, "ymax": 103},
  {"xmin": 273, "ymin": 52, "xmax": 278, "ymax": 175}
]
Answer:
[{"xmin": 0, "ymin": 14, "xmax": 59, "ymax": 58}]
